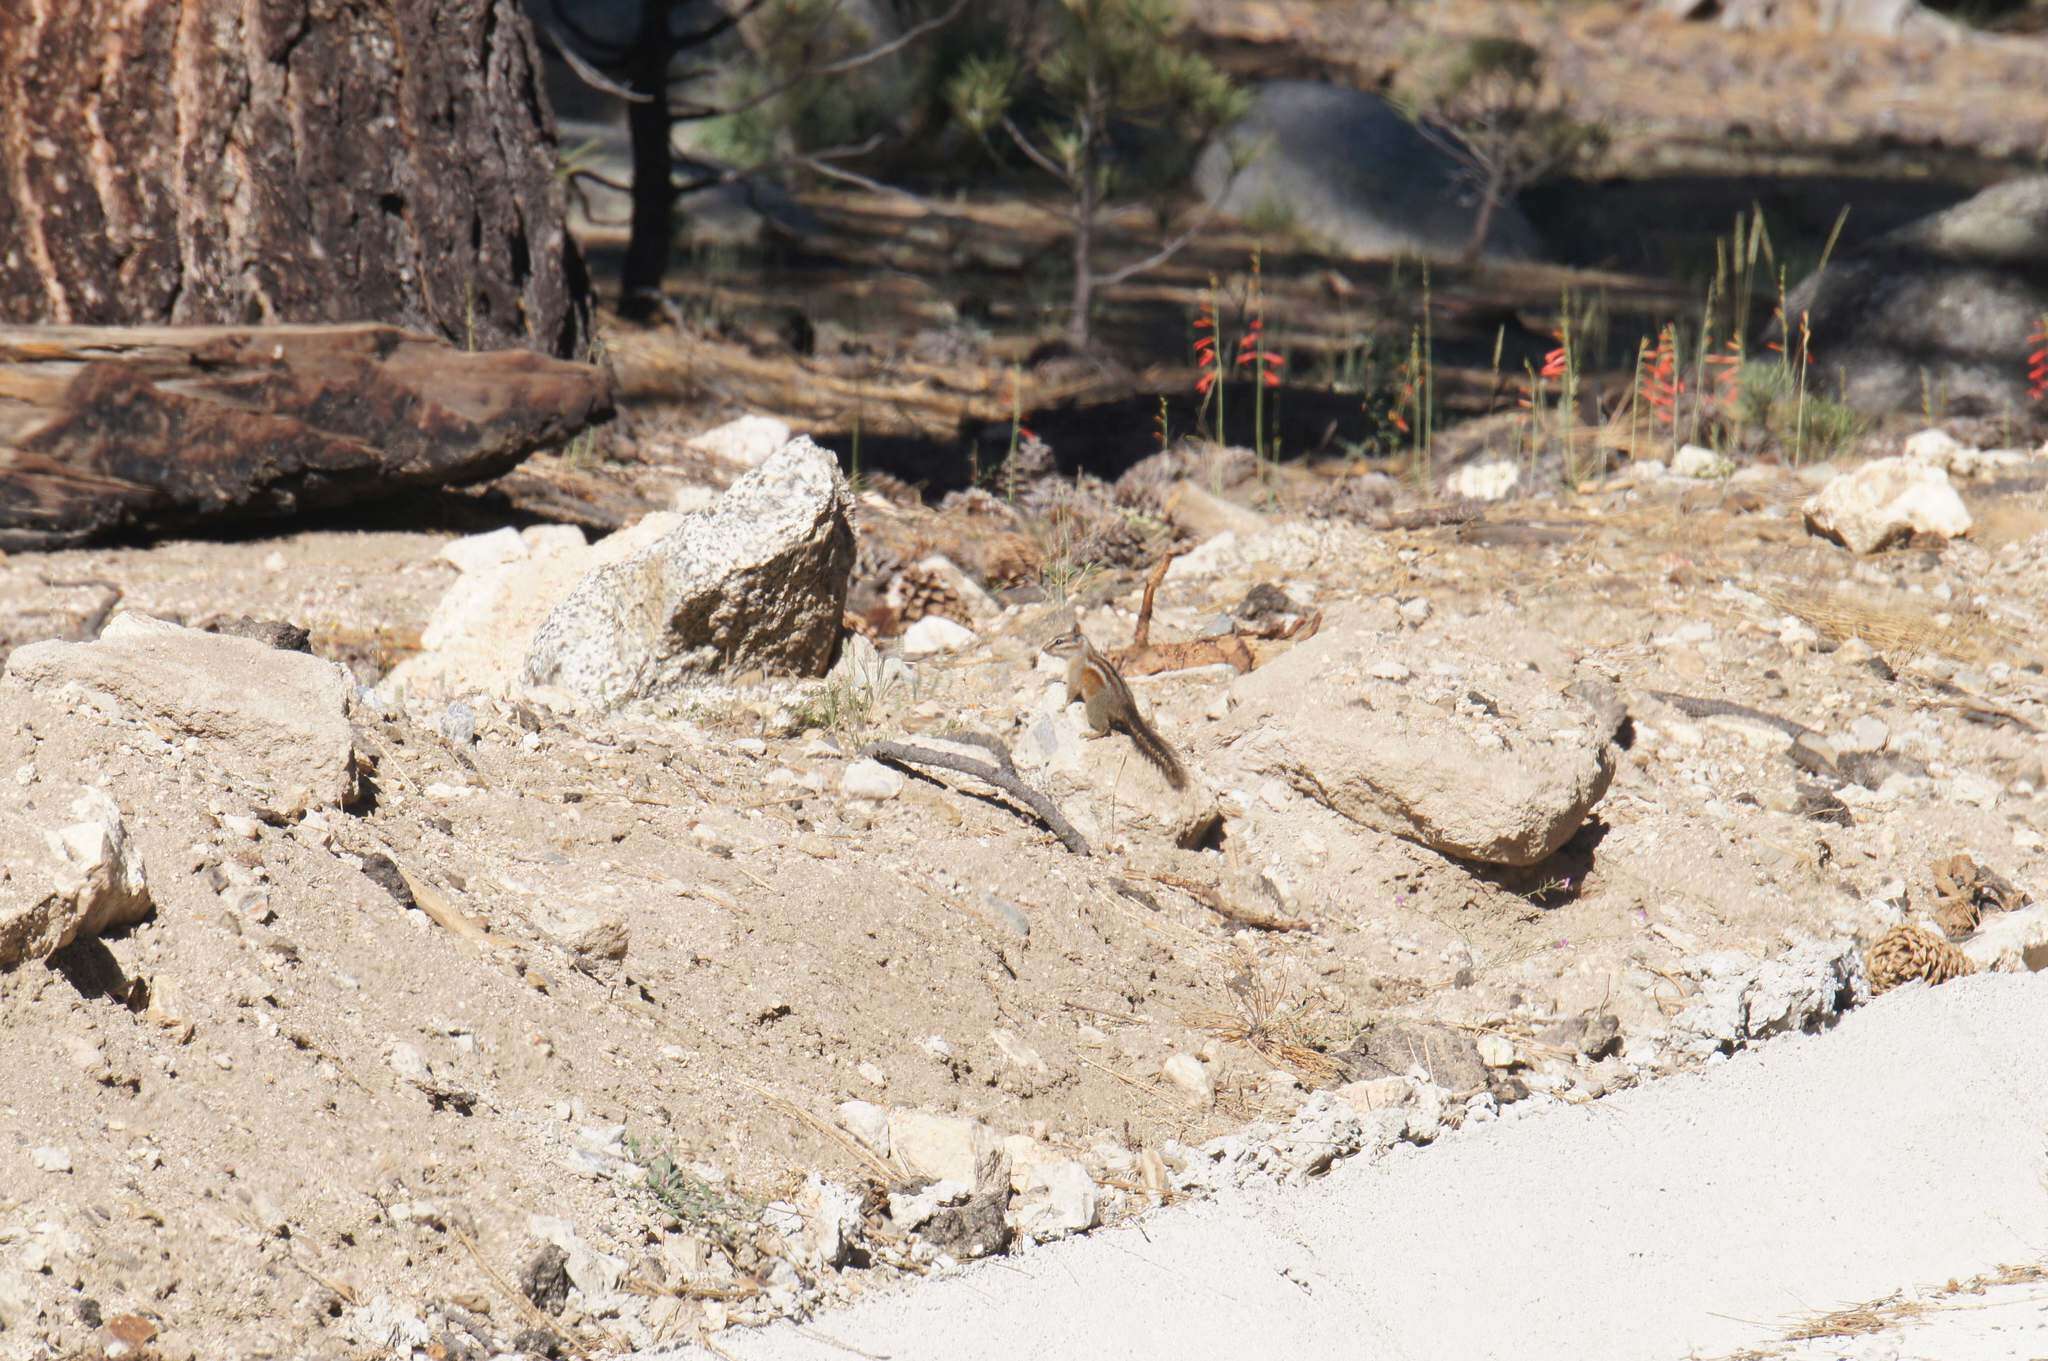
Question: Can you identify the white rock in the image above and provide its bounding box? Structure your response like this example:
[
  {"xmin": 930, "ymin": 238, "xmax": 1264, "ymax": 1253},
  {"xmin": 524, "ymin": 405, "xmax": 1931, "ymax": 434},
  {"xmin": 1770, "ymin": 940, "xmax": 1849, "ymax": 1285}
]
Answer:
[
  {"xmin": 1397, "ymin": 597, "xmax": 1432, "ymax": 627},
  {"xmin": 900, "ymin": 615, "xmax": 977, "ymax": 659},
  {"xmin": 841, "ymin": 758, "xmax": 905, "ymax": 801},
  {"xmin": 1012, "ymin": 1160, "xmax": 1099, "ymax": 1240},
  {"xmin": 1803, "ymin": 457, "xmax": 1972, "ymax": 554},
  {"xmin": 1962, "ymin": 902, "xmax": 2048, "ymax": 973},
  {"xmin": 438, "ymin": 526, "xmax": 529, "ymax": 575},
  {"xmin": 1671, "ymin": 444, "xmax": 1732, "ymax": 478},
  {"xmin": 990, "ymin": 1028, "xmax": 1049, "ymax": 1075},
  {"xmin": 0, "ymin": 787, "xmax": 152, "ymax": 971},
  {"xmin": 1670, "ymin": 939, "xmax": 1868, "ymax": 1055},
  {"xmin": 1162, "ymin": 1053, "xmax": 1215, "ymax": 1106},
  {"xmin": 835, "ymin": 1100, "xmax": 891, "ymax": 1156},
  {"xmin": 30, "ymin": 1147, "xmax": 71, "ymax": 1173},
  {"xmin": 765, "ymin": 1173, "xmax": 862, "ymax": 1269},
  {"xmin": 387, "ymin": 1044, "xmax": 433, "ymax": 1086},
  {"xmin": 524, "ymin": 438, "xmax": 854, "ymax": 706},
  {"xmin": 1475, "ymin": 1033, "xmax": 1517, "ymax": 1069},
  {"xmin": 1840, "ymin": 715, "xmax": 1889, "ymax": 754},
  {"xmin": 887, "ymin": 1179, "xmax": 970, "ymax": 1231},
  {"xmin": 1948, "ymin": 772, "xmax": 2000, "ymax": 808},
  {"xmin": 533, "ymin": 904, "xmax": 629, "ymax": 960},
  {"xmin": 887, "ymin": 1109, "xmax": 999, "ymax": 1184},
  {"xmin": 1902, "ymin": 427, "xmax": 1964, "ymax": 467},
  {"xmin": 684, "ymin": 415, "xmax": 795, "ymax": 469},
  {"xmin": 1445, "ymin": 459, "xmax": 1520, "ymax": 502}
]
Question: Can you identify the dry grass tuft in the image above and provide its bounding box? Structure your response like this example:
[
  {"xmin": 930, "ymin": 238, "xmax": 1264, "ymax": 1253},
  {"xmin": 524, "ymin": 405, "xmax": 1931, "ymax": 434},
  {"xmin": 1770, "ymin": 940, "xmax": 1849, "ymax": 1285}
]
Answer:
[
  {"xmin": 1759, "ymin": 584, "xmax": 2033, "ymax": 668},
  {"xmin": 1186, "ymin": 943, "xmax": 1349, "ymax": 1087}
]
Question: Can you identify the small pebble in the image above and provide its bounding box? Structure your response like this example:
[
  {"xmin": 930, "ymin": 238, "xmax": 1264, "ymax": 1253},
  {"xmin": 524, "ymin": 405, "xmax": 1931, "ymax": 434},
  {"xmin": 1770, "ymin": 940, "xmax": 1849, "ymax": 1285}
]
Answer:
[
  {"xmin": 439, "ymin": 701, "xmax": 477, "ymax": 747},
  {"xmin": 841, "ymin": 758, "xmax": 904, "ymax": 801},
  {"xmin": 1162, "ymin": 1053, "xmax": 1214, "ymax": 1106}
]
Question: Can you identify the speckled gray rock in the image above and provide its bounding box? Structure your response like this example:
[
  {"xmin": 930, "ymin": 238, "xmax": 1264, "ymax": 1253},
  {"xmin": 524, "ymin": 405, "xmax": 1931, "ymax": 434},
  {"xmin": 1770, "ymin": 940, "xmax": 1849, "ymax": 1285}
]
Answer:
[
  {"xmin": 1195, "ymin": 81, "xmax": 1543, "ymax": 261},
  {"xmin": 522, "ymin": 437, "xmax": 854, "ymax": 705},
  {"xmin": 1782, "ymin": 176, "xmax": 2048, "ymax": 417},
  {"xmin": 1669, "ymin": 939, "xmax": 1870, "ymax": 1056}
]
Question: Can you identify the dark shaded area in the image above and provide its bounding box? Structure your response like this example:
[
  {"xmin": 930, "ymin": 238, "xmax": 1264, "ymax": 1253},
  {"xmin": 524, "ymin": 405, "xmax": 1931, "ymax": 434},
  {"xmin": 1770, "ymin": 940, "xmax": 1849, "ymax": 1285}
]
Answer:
[
  {"xmin": 48, "ymin": 935, "xmax": 146, "ymax": 1010},
  {"xmin": 1521, "ymin": 172, "xmax": 1979, "ymax": 280}
]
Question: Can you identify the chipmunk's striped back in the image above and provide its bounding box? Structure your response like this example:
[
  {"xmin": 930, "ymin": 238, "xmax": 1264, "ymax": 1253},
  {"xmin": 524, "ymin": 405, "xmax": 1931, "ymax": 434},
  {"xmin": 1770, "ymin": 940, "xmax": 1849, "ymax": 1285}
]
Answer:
[{"xmin": 1043, "ymin": 626, "xmax": 1188, "ymax": 789}]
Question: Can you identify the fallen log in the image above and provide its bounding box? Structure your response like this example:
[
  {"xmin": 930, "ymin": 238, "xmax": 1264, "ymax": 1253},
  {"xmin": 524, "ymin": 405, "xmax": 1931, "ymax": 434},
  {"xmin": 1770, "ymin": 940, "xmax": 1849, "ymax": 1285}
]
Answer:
[{"xmin": 0, "ymin": 324, "xmax": 611, "ymax": 550}]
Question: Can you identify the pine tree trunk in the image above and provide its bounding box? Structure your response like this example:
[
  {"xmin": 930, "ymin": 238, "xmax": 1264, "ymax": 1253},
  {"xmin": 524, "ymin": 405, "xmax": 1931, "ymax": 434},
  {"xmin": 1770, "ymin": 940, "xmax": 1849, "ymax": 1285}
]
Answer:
[
  {"xmin": 0, "ymin": 0, "xmax": 593, "ymax": 359},
  {"xmin": 618, "ymin": 2, "xmax": 679, "ymax": 319}
]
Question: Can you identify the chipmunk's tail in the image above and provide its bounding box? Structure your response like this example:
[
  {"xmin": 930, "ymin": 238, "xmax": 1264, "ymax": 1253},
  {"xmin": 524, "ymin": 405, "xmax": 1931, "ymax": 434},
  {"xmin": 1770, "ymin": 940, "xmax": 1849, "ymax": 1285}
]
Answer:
[{"xmin": 1123, "ymin": 712, "xmax": 1188, "ymax": 790}]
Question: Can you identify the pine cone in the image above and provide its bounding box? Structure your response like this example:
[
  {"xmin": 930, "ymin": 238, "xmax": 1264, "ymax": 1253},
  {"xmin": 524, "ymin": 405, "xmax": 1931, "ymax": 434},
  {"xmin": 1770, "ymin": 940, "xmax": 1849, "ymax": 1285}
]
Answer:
[
  {"xmin": 888, "ymin": 563, "xmax": 970, "ymax": 626},
  {"xmin": 978, "ymin": 532, "xmax": 1042, "ymax": 590},
  {"xmin": 1866, "ymin": 924, "xmax": 1977, "ymax": 994},
  {"xmin": 1000, "ymin": 433, "xmax": 1058, "ymax": 500},
  {"xmin": 1933, "ymin": 894, "xmax": 1981, "ymax": 941},
  {"xmin": 1076, "ymin": 511, "xmax": 1155, "ymax": 570}
]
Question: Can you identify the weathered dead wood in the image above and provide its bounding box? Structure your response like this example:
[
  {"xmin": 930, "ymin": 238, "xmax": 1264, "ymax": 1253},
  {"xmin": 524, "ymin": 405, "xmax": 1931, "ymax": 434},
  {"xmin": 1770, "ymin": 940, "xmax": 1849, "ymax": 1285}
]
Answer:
[
  {"xmin": 866, "ymin": 734, "xmax": 1091, "ymax": 855},
  {"xmin": 0, "ymin": 324, "xmax": 612, "ymax": 550}
]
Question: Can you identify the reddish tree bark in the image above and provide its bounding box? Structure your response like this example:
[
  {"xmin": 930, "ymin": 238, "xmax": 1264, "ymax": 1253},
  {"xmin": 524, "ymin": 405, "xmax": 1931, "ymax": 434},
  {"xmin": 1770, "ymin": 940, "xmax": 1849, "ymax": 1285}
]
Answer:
[{"xmin": 0, "ymin": 0, "xmax": 592, "ymax": 358}]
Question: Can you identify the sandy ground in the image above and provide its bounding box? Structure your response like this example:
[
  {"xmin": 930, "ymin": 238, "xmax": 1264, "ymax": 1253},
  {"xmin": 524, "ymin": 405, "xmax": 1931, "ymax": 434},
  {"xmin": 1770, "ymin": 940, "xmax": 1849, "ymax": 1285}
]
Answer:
[
  {"xmin": 3, "ymin": 438, "xmax": 2047, "ymax": 1359},
  {"xmin": 701, "ymin": 972, "xmax": 2048, "ymax": 1361}
]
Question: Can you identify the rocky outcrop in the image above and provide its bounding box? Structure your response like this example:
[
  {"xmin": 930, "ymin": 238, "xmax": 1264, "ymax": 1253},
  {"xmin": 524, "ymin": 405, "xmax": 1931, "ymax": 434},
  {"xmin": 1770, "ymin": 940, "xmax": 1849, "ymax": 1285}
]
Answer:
[
  {"xmin": 523, "ymin": 437, "xmax": 855, "ymax": 705},
  {"xmin": 2, "ymin": 613, "xmax": 358, "ymax": 818},
  {"xmin": 1194, "ymin": 82, "xmax": 1543, "ymax": 262},
  {"xmin": 1780, "ymin": 177, "xmax": 2048, "ymax": 418},
  {"xmin": 1217, "ymin": 607, "xmax": 1617, "ymax": 866}
]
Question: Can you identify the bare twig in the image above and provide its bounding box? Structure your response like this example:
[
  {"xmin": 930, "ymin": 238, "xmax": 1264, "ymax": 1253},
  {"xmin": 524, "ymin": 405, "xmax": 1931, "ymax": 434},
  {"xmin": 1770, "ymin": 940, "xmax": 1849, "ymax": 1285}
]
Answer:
[
  {"xmin": 1130, "ymin": 551, "xmax": 1182, "ymax": 649},
  {"xmin": 1134, "ymin": 870, "xmax": 1312, "ymax": 932},
  {"xmin": 865, "ymin": 738, "xmax": 1091, "ymax": 855},
  {"xmin": 672, "ymin": 0, "xmax": 969, "ymax": 122},
  {"xmin": 456, "ymin": 1228, "xmax": 597, "ymax": 1359},
  {"xmin": 737, "ymin": 1078, "xmax": 896, "ymax": 1185},
  {"xmin": 535, "ymin": 22, "xmax": 650, "ymax": 102}
]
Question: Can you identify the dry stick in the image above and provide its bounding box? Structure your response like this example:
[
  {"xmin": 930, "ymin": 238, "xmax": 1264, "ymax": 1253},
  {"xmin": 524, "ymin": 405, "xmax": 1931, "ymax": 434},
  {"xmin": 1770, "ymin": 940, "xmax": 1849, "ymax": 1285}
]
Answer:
[
  {"xmin": 737, "ymin": 1078, "xmax": 897, "ymax": 1185},
  {"xmin": 864, "ymin": 738, "xmax": 1090, "ymax": 855},
  {"xmin": 1130, "ymin": 549, "xmax": 1182, "ymax": 649},
  {"xmin": 1136, "ymin": 869, "xmax": 1312, "ymax": 932},
  {"xmin": 393, "ymin": 865, "xmax": 498, "ymax": 951},
  {"xmin": 455, "ymin": 1228, "xmax": 597, "ymax": 1360}
]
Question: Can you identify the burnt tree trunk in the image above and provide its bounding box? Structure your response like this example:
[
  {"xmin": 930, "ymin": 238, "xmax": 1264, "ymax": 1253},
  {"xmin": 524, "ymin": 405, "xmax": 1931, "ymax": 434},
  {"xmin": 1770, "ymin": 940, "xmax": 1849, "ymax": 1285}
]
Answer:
[{"xmin": 0, "ymin": 0, "xmax": 593, "ymax": 359}]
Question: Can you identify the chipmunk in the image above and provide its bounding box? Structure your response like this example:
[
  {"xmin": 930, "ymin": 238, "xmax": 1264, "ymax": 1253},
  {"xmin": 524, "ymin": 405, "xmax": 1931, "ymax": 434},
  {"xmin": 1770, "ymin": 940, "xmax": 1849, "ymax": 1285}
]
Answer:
[{"xmin": 1042, "ymin": 625, "xmax": 1188, "ymax": 789}]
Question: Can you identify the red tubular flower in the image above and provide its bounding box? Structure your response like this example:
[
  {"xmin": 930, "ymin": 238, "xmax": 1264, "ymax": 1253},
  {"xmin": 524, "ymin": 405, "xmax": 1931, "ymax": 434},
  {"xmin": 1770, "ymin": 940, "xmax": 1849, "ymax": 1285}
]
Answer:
[
  {"xmin": 1235, "ymin": 326, "xmax": 1284, "ymax": 386},
  {"xmin": 1703, "ymin": 337, "xmax": 1742, "ymax": 411},
  {"xmin": 1193, "ymin": 297, "xmax": 1220, "ymax": 395},
  {"xmin": 2029, "ymin": 320, "xmax": 2048, "ymax": 403},
  {"xmin": 1539, "ymin": 328, "xmax": 1569, "ymax": 382},
  {"xmin": 1638, "ymin": 326, "xmax": 1684, "ymax": 433}
]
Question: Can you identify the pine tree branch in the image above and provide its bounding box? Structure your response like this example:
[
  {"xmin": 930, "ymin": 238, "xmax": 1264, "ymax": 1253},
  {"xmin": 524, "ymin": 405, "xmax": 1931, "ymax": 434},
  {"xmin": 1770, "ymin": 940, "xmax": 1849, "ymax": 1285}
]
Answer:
[
  {"xmin": 999, "ymin": 117, "xmax": 1075, "ymax": 187},
  {"xmin": 670, "ymin": 0, "xmax": 968, "ymax": 121}
]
